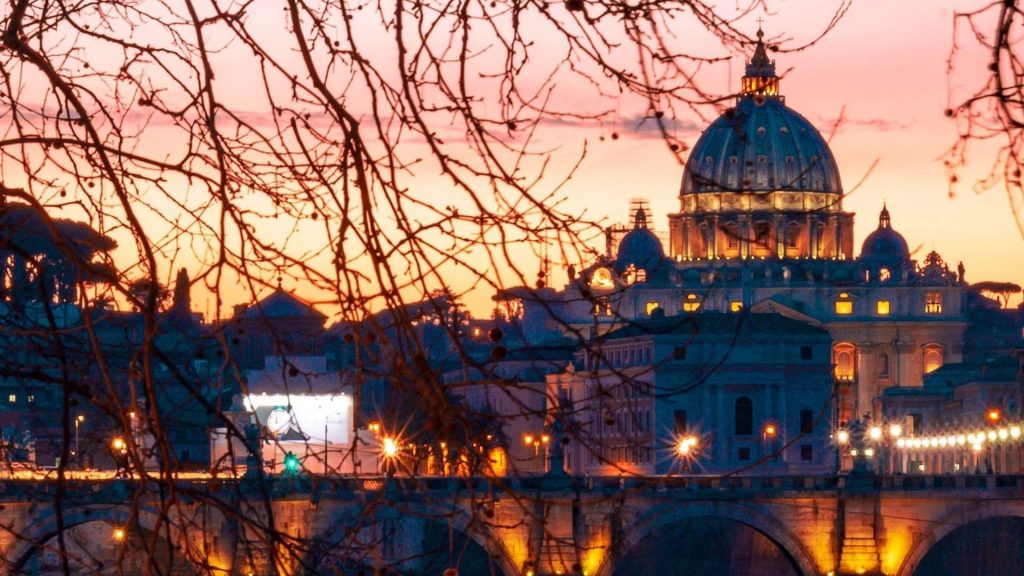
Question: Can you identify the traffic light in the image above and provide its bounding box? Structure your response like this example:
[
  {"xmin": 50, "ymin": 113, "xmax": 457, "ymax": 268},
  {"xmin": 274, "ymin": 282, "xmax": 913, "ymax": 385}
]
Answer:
[{"xmin": 283, "ymin": 452, "xmax": 300, "ymax": 474}]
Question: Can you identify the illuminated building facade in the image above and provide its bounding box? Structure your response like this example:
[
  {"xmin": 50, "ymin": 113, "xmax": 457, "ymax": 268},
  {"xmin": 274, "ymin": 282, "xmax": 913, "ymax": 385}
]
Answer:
[
  {"xmin": 499, "ymin": 29, "xmax": 998, "ymax": 474},
  {"xmin": 547, "ymin": 314, "xmax": 835, "ymax": 475}
]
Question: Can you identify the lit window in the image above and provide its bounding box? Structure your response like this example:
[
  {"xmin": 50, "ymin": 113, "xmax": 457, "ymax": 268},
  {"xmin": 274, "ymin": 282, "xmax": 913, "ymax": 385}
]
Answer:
[
  {"xmin": 876, "ymin": 300, "xmax": 890, "ymax": 316},
  {"xmin": 682, "ymin": 294, "xmax": 701, "ymax": 313},
  {"xmin": 923, "ymin": 345, "xmax": 944, "ymax": 374},
  {"xmin": 7, "ymin": 394, "xmax": 15, "ymax": 403},
  {"xmin": 27, "ymin": 395, "xmax": 34, "ymax": 403},
  {"xmin": 593, "ymin": 298, "xmax": 612, "ymax": 316},
  {"xmin": 925, "ymin": 292, "xmax": 942, "ymax": 314},
  {"xmin": 730, "ymin": 301, "xmax": 743, "ymax": 312},
  {"xmin": 646, "ymin": 301, "xmax": 661, "ymax": 315},
  {"xmin": 879, "ymin": 268, "xmax": 891, "ymax": 282},
  {"xmin": 835, "ymin": 293, "xmax": 853, "ymax": 315},
  {"xmin": 833, "ymin": 343, "xmax": 856, "ymax": 381}
]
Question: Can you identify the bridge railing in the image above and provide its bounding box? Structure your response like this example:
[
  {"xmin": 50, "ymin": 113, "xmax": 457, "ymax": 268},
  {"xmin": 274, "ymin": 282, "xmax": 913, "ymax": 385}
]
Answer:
[{"xmin": 0, "ymin": 473, "xmax": 1022, "ymax": 501}]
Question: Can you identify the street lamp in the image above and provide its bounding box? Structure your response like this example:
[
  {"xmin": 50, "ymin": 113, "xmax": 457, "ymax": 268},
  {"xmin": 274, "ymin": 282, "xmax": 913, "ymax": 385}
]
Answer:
[
  {"xmin": 73, "ymin": 414, "xmax": 85, "ymax": 462},
  {"xmin": 111, "ymin": 436, "xmax": 129, "ymax": 479},
  {"xmin": 762, "ymin": 422, "xmax": 778, "ymax": 462},
  {"xmin": 522, "ymin": 432, "xmax": 550, "ymax": 472}
]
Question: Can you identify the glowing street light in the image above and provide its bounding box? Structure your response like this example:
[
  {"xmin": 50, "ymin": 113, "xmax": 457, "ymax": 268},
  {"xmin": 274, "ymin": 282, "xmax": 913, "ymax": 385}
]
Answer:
[
  {"xmin": 111, "ymin": 527, "xmax": 126, "ymax": 543},
  {"xmin": 74, "ymin": 415, "xmax": 85, "ymax": 459},
  {"xmin": 382, "ymin": 437, "xmax": 399, "ymax": 458},
  {"xmin": 888, "ymin": 423, "xmax": 903, "ymax": 438},
  {"xmin": 836, "ymin": 429, "xmax": 850, "ymax": 445},
  {"xmin": 987, "ymin": 408, "xmax": 1002, "ymax": 425},
  {"xmin": 868, "ymin": 426, "xmax": 883, "ymax": 441},
  {"xmin": 676, "ymin": 435, "xmax": 698, "ymax": 456}
]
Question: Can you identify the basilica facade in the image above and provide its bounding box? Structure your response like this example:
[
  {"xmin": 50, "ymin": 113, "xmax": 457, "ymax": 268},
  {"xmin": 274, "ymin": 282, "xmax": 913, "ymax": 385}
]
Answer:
[{"xmin": 499, "ymin": 30, "xmax": 986, "ymax": 475}]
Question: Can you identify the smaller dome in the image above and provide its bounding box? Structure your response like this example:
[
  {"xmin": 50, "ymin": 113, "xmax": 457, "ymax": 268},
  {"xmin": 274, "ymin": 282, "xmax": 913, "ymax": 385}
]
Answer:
[
  {"xmin": 614, "ymin": 209, "xmax": 665, "ymax": 275},
  {"xmin": 861, "ymin": 205, "xmax": 909, "ymax": 262}
]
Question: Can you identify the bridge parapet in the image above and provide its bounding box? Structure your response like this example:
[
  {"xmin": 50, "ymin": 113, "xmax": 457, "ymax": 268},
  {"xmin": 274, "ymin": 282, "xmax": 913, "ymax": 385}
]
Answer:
[{"xmin": 1, "ymin": 475, "xmax": 1023, "ymax": 575}]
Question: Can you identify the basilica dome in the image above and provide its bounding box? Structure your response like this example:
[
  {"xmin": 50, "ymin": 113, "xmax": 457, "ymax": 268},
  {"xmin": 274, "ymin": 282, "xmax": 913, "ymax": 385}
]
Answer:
[
  {"xmin": 668, "ymin": 29, "xmax": 854, "ymax": 262},
  {"xmin": 680, "ymin": 31, "xmax": 841, "ymax": 196},
  {"xmin": 614, "ymin": 208, "xmax": 665, "ymax": 276},
  {"xmin": 861, "ymin": 205, "xmax": 910, "ymax": 262}
]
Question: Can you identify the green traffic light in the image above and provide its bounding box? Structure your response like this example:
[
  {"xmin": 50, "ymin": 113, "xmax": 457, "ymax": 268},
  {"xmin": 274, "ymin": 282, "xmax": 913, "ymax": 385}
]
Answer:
[{"xmin": 284, "ymin": 452, "xmax": 299, "ymax": 473}]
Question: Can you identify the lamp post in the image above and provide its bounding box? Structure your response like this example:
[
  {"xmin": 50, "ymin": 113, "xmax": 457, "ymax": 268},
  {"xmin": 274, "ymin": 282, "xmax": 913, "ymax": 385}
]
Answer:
[
  {"xmin": 73, "ymin": 414, "xmax": 84, "ymax": 463},
  {"xmin": 522, "ymin": 433, "xmax": 550, "ymax": 473},
  {"xmin": 674, "ymin": 435, "xmax": 699, "ymax": 474},
  {"xmin": 110, "ymin": 436, "xmax": 129, "ymax": 478},
  {"xmin": 762, "ymin": 422, "xmax": 778, "ymax": 462}
]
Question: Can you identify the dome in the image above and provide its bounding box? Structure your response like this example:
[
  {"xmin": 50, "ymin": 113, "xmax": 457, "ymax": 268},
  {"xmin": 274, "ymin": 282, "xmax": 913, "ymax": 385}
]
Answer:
[
  {"xmin": 681, "ymin": 98, "xmax": 842, "ymax": 195},
  {"xmin": 680, "ymin": 30, "xmax": 841, "ymax": 197},
  {"xmin": 861, "ymin": 205, "xmax": 910, "ymax": 261},
  {"xmin": 614, "ymin": 209, "xmax": 665, "ymax": 275}
]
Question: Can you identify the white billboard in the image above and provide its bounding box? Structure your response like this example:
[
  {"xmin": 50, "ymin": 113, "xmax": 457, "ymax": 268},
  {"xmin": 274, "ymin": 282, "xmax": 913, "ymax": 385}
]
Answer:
[{"xmin": 244, "ymin": 393, "xmax": 353, "ymax": 444}]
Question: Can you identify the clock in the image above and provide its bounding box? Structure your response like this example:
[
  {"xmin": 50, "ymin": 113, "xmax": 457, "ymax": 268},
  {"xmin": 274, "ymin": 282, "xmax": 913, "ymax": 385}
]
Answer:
[
  {"xmin": 590, "ymin": 267, "xmax": 613, "ymax": 288},
  {"xmin": 266, "ymin": 407, "xmax": 292, "ymax": 436}
]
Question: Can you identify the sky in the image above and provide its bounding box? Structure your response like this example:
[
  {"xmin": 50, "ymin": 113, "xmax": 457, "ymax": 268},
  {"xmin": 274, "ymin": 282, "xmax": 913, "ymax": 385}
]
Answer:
[{"xmin": 12, "ymin": 0, "xmax": 1018, "ymax": 320}]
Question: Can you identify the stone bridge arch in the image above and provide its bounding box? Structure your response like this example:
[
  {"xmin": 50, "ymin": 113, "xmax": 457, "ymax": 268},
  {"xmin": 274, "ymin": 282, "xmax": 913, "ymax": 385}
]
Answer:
[
  {"xmin": 598, "ymin": 499, "xmax": 821, "ymax": 576},
  {"xmin": 302, "ymin": 498, "xmax": 518, "ymax": 576},
  {"xmin": 3, "ymin": 503, "xmax": 208, "ymax": 576},
  {"xmin": 895, "ymin": 499, "xmax": 1024, "ymax": 576}
]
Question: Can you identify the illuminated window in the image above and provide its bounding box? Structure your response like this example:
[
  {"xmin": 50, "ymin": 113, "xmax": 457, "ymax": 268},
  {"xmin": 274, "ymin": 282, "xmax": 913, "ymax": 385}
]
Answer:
[
  {"xmin": 834, "ymin": 293, "xmax": 853, "ymax": 315},
  {"xmin": 6, "ymin": 394, "xmax": 14, "ymax": 403},
  {"xmin": 925, "ymin": 292, "xmax": 942, "ymax": 314},
  {"xmin": 27, "ymin": 395, "xmax": 34, "ymax": 403},
  {"xmin": 593, "ymin": 298, "xmax": 612, "ymax": 316},
  {"xmin": 876, "ymin": 300, "xmax": 891, "ymax": 316},
  {"xmin": 833, "ymin": 343, "xmax": 857, "ymax": 381},
  {"xmin": 730, "ymin": 301, "xmax": 743, "ymax": 312},
  {"xmin": 923, "ymin": 345, "xmax": 944, "ymax": 374},
  {"xmin": 682, "ymin": 294, "xmax": 701, "ymax": 313},
  {"xmin": 645, "ymin": 301, "xmax": 661, "ymax": 316},
  {"xmin": 879, "ymin": 268, "xmax": 891, "ymax": 282}
]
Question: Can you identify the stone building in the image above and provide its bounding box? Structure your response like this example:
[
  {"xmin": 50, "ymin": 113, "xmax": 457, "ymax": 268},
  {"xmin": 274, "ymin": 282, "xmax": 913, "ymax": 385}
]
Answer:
[{"xmin": 496, "ymin": 28, "xmax": 992, "ymax": 474}]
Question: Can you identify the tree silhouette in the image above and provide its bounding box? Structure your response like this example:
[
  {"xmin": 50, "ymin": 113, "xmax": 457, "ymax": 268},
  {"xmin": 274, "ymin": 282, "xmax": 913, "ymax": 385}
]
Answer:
[{"xmin": 0, "ymin": 0, "xmax": 849, "ymax": 574}]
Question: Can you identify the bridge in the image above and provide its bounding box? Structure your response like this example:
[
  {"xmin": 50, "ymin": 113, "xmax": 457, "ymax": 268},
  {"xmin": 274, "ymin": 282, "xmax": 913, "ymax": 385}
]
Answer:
[{"xmin": 0, "ymin": 472, "xmax": 1021, "ymax": 576}]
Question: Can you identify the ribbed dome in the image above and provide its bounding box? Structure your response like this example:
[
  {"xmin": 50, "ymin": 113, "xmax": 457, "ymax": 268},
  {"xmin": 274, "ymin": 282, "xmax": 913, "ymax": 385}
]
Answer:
[
  {"xmin": 861, "ymin": 205, "xmax": 909, "ymax": 261},
  {"xmin": 614, "ymin": 209, "xmax": 665, "ymax": 275},
  {"xmin": 681, "ymin": 96, "xmax": 842, "ymax": 196}
]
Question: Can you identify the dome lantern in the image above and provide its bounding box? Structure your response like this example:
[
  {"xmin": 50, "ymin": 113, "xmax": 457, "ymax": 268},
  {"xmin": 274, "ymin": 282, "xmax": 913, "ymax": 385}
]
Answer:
[{"xmin": 742, "ymin": 27, "xmax": 779, "ymax": 97}]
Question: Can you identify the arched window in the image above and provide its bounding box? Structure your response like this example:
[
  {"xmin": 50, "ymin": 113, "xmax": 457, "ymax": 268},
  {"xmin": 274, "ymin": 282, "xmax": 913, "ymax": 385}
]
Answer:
[
  {"xmin": 878, "ymin": 352, "xmax": 890, "ymax": 378},
  {"xmin": 735, "ymin": 397, "xmax": 753, "ymax": 436},
  {"xmin": 833, "ymin": 343, "xmax": 857, "ymax": 381},
  {"xmin": 923, "ymin": 344, "xmax": 944, "ymax": 374}
]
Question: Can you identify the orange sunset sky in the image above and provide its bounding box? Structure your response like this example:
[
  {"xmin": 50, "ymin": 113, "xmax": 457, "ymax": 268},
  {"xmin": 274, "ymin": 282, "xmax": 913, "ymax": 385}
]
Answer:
[{"xmin": 20, "ymin": 0, "xmax": 1020, "ymax": 321}]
